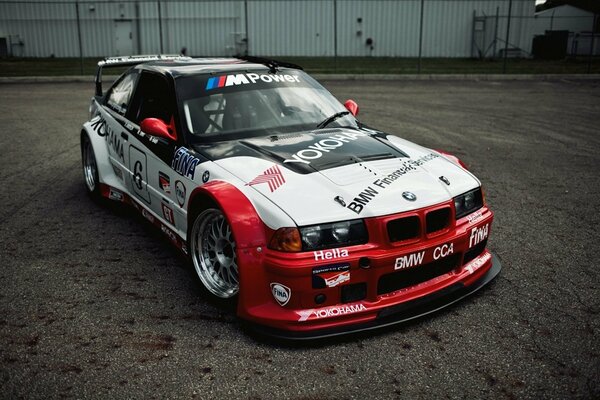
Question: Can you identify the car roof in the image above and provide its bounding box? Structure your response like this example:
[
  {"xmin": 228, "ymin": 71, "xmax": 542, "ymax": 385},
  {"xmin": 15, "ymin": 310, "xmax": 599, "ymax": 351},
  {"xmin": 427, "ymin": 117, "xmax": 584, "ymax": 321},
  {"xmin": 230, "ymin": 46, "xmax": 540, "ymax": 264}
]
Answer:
[{"xmin": 134, "ymin": 57, "xmax": 298, "ymax": 78}]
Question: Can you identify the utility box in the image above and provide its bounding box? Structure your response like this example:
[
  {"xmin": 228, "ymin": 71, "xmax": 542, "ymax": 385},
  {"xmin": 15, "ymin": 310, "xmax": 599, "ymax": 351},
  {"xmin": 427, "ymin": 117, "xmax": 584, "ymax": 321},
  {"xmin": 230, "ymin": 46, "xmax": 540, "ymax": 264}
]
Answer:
[
  {"xmin": 532, "ymin": 30, "xmax": 570, "ymax": 59},
  {"xmin": 0, "ymin": 36, "xmax": 9, "ymax": 57}
]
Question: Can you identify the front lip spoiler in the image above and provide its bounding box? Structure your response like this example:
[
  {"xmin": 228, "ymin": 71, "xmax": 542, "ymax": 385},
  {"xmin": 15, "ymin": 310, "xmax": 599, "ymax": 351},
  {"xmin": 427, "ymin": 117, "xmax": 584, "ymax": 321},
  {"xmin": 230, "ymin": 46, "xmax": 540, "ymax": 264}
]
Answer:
[{"xmin": 246, "ymin": 253, "xmax": 502, "ymax": 342}]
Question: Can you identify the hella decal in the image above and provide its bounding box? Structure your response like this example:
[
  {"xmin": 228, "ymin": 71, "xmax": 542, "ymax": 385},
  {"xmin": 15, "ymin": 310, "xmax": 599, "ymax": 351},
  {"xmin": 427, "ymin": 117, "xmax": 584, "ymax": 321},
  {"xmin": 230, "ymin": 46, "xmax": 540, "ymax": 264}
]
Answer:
[
  {"xmin": 284, "ymin": 131, "xmax": 367, "ymax": 165},
  {"xmin": 469, "ymin": 224, "xmax": 489, "ymax": 248},
  {"xmin": 314, "ymin": 248, "xmax": 348, "ymax": 261},
  {"xmin": 395, "ymin": 251, "xmax": 425, "ymax": 270},
  {"xmin": 270, "ymin": 283, "xmax": 291, "ymax": 306},
  {"xmin": 172, "ymin": 147, "xmax": 200, "ymax": 179},
  {"xmin": 466, "ymin": 210, "xmax": 484, "ymax": 224},
  {"xmin": 298, "ymin": 304, "xmax": 367, "ymax": 322},
  {"xmin": 206, "ymin": 73, "xmax": 300, "ymax": 90},
  {"xmin": 246, "ymin": 165, "xmax": 285, "ymax": 192}
]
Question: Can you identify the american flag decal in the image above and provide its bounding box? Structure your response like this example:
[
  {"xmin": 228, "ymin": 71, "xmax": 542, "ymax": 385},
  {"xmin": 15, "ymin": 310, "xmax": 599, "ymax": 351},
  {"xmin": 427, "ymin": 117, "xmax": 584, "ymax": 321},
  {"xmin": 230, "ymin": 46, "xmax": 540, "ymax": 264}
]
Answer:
[{"xmin": 246, "ymin": 165, "xmax": 286, "ymax": 192}]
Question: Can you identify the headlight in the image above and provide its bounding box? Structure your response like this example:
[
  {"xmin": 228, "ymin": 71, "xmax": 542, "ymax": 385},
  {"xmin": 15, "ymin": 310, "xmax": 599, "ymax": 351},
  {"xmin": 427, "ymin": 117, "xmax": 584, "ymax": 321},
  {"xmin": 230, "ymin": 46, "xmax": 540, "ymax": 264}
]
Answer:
[
  {"xmin": 299, "ymin": 219, "xmax": 367, "ymax": 251},
  {"xmin": 454, "ymin": 188, "xmax": 483, "ymax": 220}
]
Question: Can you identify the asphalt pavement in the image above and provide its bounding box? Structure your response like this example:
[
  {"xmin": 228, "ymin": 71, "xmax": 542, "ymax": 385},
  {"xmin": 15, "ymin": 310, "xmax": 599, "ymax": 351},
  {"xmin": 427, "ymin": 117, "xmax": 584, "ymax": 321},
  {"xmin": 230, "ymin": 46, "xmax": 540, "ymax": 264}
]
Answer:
[{"xmin": 0, "ymin": 79, "xmax": 598, "ymax": 399}]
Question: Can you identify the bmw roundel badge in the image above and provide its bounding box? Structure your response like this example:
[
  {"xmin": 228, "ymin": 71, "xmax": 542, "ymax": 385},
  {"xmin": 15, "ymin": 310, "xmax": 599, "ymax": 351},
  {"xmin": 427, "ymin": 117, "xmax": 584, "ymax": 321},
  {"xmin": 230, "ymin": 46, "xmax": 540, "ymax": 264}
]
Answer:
[{"xmin": 402, "ymin": 191, "xmax": 417, "ymax": 201}]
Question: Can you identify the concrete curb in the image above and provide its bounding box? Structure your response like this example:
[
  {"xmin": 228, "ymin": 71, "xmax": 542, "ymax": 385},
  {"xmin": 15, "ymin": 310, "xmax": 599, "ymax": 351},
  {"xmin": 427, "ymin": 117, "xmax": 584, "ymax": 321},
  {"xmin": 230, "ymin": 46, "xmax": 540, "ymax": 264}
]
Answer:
[{"xmin": 1, "ymin": 74, "xmax": 600, "ymax": 84}]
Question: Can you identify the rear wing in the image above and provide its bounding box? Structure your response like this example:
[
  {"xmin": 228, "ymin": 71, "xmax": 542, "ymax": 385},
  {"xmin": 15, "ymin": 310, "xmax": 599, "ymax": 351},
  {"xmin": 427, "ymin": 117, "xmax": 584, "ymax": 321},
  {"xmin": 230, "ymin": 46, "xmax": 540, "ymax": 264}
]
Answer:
[{"xmin": 95, "ymin": 54, "xmax": 191, "ymax": 97}]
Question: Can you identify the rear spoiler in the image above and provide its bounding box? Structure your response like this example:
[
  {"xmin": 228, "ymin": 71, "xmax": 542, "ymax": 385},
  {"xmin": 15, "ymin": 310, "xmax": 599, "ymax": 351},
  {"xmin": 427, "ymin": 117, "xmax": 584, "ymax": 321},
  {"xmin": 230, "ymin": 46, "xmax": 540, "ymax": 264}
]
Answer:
[{"xmin": 95, "ymin": 54, "xmax": 191, "ymax": 97}]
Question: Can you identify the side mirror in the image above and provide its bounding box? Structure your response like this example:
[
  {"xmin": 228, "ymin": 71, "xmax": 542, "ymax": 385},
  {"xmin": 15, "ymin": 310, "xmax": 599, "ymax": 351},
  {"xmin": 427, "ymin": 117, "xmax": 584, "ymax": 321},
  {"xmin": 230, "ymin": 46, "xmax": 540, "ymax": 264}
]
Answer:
[
  {"xmin": 344, "ymin": 99, "xmax": 359, "ymax": 116},
  {"xmin": 140, "ymin": 118, "xmax": 177, "ymax": 141}
]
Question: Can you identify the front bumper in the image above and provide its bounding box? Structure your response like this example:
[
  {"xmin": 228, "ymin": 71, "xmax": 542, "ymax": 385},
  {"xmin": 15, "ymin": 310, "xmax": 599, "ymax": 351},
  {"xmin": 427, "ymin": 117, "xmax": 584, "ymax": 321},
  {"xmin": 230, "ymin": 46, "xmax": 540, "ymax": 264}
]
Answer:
[
  {"xmin": 246, "ymin": 252, "xmax": 501, "ymax": 340},
  {"xmin": 236, "ymin": 204, "xmax": 500, "ymax": 339}
]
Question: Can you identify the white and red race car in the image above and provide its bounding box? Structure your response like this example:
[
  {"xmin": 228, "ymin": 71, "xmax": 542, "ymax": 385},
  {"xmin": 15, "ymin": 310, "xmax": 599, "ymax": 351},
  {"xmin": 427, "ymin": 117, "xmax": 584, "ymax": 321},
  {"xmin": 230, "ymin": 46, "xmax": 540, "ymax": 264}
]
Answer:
[{"xmin": 81, "ymin": 55, "xmax": 500, "ymax": 339}]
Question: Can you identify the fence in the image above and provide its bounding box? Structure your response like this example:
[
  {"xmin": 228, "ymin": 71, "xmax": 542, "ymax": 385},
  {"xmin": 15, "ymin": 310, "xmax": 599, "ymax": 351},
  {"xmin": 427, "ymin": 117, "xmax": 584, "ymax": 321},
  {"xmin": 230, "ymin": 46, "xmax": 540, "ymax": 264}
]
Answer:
[{"xmin": 0, "ymin": 0, "xmax": 598, "ymax": 74}]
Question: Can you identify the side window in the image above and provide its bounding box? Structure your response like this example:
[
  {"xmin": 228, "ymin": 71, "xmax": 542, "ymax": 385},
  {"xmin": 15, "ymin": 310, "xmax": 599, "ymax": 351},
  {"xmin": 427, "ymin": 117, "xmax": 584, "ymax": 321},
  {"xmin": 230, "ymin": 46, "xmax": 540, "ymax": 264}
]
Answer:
[
  {"xmin": 105, "ymin": 72, "xmax": 137, "ymax": 115},
  {"xmin": 128, "ymin": 72, "xmax": 175, "ymax": 125}
]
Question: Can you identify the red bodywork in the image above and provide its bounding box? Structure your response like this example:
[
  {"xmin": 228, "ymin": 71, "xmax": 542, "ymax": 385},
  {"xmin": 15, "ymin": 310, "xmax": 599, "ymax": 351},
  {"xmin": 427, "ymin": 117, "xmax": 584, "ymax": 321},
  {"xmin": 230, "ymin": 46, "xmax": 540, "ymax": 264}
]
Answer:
[{"xmin": 102, "ymin": 179, "xmax": 497, "ymax": 338}]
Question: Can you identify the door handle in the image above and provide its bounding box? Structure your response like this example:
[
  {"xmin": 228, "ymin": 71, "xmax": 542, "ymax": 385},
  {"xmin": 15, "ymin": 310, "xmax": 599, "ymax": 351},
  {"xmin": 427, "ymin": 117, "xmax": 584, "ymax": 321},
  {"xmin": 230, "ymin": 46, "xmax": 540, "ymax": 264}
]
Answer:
[{"xmin": 121, "ymin": 132, "xmax": 128, "ymax": 140}]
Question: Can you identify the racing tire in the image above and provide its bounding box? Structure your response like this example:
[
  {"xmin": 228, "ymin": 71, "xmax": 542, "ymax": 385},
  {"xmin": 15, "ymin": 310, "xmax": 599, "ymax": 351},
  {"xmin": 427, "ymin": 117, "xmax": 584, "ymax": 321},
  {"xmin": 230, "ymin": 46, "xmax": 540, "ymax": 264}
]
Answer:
[
  {"xmin": 189, "ymin": 208, "xmax": 240, "ymax": 301},
  {"xmin": 81, "ymin": 132, "xmax": 101, "ymax": 199}
]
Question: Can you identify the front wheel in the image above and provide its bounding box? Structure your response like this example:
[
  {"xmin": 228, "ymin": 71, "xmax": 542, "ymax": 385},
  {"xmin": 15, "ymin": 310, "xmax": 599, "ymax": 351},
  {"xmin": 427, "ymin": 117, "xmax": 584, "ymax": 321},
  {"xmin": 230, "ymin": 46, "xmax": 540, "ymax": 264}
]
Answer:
[
  {"xmin": 190, "ymin": 208, "xmax": 239, "ymax": 299},
  {"xmin": 81, "ymin": 133, "xmax": 100, "ymax": 199}
]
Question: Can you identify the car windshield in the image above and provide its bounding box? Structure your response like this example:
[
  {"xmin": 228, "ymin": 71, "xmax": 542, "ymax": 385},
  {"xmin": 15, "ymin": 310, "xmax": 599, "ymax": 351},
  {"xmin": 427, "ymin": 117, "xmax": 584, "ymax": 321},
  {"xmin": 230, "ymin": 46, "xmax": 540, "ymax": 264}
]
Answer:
[{"xmin": 176, "ymin": 69, "xmax": 356, "ymax": 141}]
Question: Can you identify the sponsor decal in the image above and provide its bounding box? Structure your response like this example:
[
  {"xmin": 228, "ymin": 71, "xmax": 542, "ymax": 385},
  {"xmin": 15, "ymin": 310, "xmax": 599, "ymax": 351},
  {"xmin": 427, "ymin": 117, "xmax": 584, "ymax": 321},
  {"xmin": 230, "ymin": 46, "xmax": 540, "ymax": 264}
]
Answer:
[
  {"xmin": 395, "ymin": 251, "xmax": 425, "ymax": 270},
  {"xmin": 270, "ymin": 283, "xmax": 291, "ymax": 306},
  {"xmin": 465, "ymin": 252, "xmax": 491, "ymax": 274},
  {"xmin": 246, "ymin": 165, "xmax": 285, "ymax": 192},
  {"xmin": 347, "ymin": 153, "xmax": 440, "ymax": 214},
  {"xmin": 141, "ymin": 208, "xmax": 155, "ymax": 223},
  {"xmin": 175, "ymin": 181, "xmax": 186, "ymax": 207},
  {"xmin": 172, "ymin": 147, "xmax": 200, "ymax": 179},
  {"xmin": 283, "ymin": 131, "xmax": 367, "ymax": 165},
  {"xmin": 202, "ymin": 170, "xmax": 210, "ymax": 183},
  {"xmin": 159, "ymin": 172, "xmax": 171, "ymax": 194},
  {"xmin": 298, "ymin": 304, "xmax": 367, "ymax": 322},
  {"xmin": 313, "ymin": 248, "xmax": 349, "ymax": 261},
  {"xmin": 206, "ymin": 73, "xmax": 300, "ymax": 91},
  {"xmin": 466, "ymin": 210, "xmax": 483, "ymax": 224},
  {"xmin": 312, "ymin": 263, "xmax": 350, "ymax": 289},
  {"xmin": 108, "ymin": 189, "xmax": 124, "ymax": 201},
  {"xmin": 433, "ymin": 243, "xmax": 454, "ymax": 260},
  {"xmin": 161, "ymin": 224, "xmax": 178, "ymax": 244},
  {"xmin": 181, "ymin": 244, "xmax": 188, "ymax": 255},
  {"xmin": 161, "ymin": 202, "xmax": 175, "ymax": 225},
  {"xmin": 91, "ymin": 115, "xmax": 124, "ymax": 161},
  {"xmin": 469, "ymin": 224, "xmax": 489, "ymax": 248}
]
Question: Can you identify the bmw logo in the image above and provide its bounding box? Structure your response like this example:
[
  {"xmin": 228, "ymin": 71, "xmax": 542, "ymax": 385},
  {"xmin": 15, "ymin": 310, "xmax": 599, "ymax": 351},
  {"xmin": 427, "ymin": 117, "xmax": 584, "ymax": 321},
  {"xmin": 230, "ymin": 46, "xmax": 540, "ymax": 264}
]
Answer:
[{"xmin": 402, "ymin": 191, "xmax": 417, "ymax": 201}]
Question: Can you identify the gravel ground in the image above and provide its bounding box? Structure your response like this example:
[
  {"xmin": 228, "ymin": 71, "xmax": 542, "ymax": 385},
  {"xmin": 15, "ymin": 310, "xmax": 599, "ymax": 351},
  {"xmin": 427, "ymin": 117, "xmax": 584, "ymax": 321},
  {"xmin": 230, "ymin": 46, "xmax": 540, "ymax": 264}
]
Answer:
[{"xmin": 0, "ymin": 79, "xmax": 598, "ymax": 399}]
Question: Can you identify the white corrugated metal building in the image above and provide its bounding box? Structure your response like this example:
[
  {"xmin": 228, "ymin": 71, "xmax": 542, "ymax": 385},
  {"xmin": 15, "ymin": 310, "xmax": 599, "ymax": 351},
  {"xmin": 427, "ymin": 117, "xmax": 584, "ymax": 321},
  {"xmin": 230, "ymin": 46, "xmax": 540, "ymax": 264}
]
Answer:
[{"xmin": 0, "ymin": 0, "xmax": 538, "ymax": 58}]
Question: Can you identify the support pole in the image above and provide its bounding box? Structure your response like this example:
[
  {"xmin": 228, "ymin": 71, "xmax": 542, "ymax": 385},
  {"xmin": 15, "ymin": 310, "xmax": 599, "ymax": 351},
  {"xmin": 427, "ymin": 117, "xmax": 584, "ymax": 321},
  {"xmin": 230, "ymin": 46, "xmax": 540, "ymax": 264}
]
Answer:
[
  {"xmin": 158, "ymin": 1, "xmax": 163, "ymax": 53},
  {"xmin": 588, "ymin": 14, "xmax": 597, "ymax": 73},
  {"xmin": 334, "ymin": 0, "xmax": 338, "ymax": 72},
  {"xmin": 418, "ymin": 0, "xmax": 424, "ymax": 73},
  {"xmin": 503, "ymin": 0, "xmax": 512, "ymax": 73},
  {"xmin": 75, "ymin": 1, "xmax": 84, "ymax": 75}
]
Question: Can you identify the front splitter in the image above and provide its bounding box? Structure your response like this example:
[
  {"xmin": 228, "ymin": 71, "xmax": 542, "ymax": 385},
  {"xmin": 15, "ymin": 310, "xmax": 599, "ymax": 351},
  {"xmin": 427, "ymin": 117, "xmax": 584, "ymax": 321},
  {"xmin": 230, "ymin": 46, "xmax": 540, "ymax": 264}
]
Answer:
[{"xmin": 246, "ymin": 253, "xmax": 502, "ymax": 342}]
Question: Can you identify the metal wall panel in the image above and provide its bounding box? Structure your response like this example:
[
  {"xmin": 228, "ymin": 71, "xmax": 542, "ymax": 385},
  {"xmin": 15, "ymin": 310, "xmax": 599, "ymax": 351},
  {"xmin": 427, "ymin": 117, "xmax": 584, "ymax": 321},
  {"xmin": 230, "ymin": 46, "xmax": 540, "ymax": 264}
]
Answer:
[
  {"xmin": 161, "ymin": 1, "xmax": 244, "ymax": 56},
  {"xmin": 0, "ymin": 0, "xmax": 539, "ymax": 58},
  {"xmin": 0, "ymin": 2, "xmax": 78, "ymax": 57},
  {"xmin": 336, "ymin": 0, "xmax": 421, "ymax": 57},
  {"xmin": 248, "ymin": 0, "xmax": 334, "ymax": 56}
]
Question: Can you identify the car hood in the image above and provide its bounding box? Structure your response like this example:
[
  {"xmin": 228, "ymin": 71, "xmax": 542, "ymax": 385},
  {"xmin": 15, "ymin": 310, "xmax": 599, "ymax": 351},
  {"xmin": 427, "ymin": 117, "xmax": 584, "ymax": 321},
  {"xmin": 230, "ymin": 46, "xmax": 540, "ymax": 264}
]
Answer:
[{"xmin": 194, "ymin": 128, "xmax": 480, "ymax": 226}]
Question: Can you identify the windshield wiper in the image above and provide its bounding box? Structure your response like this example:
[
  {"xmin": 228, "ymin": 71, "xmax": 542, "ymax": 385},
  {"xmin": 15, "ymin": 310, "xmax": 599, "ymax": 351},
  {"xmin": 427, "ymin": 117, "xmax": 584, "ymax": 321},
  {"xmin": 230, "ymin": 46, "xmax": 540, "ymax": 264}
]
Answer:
[{"xmin": 316, "ymin": 111, "xmax": 350, "ymax": 129}]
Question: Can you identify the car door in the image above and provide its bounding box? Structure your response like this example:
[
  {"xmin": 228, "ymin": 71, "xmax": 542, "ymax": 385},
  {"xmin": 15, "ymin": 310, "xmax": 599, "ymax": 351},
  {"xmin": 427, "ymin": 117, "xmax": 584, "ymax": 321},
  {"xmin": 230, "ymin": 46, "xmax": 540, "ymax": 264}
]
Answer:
[
  {"xmin": 124, "ymin": 71, "xmax": 186, "ymax": 235},
  {"xmin": 96, "ymin": 70, "xmax": 139, "ymax": 191}
]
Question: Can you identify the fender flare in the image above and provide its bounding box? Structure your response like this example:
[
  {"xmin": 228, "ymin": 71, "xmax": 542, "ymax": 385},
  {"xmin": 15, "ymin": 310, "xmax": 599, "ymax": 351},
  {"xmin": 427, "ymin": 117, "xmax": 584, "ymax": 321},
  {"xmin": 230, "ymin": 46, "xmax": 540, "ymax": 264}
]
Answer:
[
  {"xmin": 187, "ymin": 181, "xmax": 273, "ymax": 316},
  {"xmin": 81, "ymin": 121, "xmax": 125, "ymax": 192}
]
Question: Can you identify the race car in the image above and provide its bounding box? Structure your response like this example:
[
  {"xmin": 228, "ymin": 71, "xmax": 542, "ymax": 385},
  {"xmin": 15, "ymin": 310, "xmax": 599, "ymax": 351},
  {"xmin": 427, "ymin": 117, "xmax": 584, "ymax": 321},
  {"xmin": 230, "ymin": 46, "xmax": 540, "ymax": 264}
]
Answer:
[{"xmin": 81, "ymin": 55, "xmax": 501, "ymax": 339}]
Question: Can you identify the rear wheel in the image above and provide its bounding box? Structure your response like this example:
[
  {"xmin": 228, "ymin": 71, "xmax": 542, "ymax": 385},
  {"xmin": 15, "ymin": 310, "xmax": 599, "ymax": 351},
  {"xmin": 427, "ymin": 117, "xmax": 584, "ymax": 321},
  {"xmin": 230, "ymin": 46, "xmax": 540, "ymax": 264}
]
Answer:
[
  {"xmin": 81, "ymin": 133, "xmax": 100, "ymax": 198},
  {"xmin": 190, "ymin": 208, "xmax": 239, "ymax": 299}
]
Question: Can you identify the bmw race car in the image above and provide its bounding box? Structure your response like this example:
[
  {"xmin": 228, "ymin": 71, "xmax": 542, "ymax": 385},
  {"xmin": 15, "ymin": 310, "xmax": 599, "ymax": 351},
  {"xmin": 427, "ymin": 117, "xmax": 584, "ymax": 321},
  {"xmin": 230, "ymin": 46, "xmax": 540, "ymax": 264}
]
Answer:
[{"xmin": 81, "ymin": 55, "xmax": 501, "ymax": 339}]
